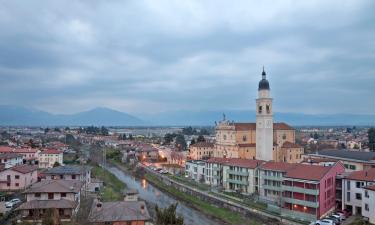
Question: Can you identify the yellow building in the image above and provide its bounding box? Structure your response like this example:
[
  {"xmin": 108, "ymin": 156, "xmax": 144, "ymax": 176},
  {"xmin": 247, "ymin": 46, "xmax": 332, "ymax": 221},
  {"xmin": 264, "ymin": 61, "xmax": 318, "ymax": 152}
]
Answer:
[{"xmin": 188, "ymin": 142, "xmax": 214, "ymax": 160}]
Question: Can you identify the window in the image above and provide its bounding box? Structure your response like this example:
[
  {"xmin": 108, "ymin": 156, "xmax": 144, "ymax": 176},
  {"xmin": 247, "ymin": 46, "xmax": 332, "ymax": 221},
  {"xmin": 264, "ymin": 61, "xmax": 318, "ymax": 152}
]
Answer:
[
  {"xmin": 72, "ymin": 175, "xmax": 76, "ymax": 180},
  {"xmin": 356, "ymin": 182, "xmax": 363, "ymax": 188},
  {"xmin": 349, "ymin": 165, "xmax": 356, "ymax": 170},
  {"xmin": 15, "ymin": 183, "xmax": 19, "ymax": 187},
  {"xmin": 365, "ymin": 190, "xmax": 369, "ymax": 198},
  {"xmin": 48, "ymin": 193, "xmax": 54, "ymax": 199},
  {"xmin": 365, "ymin": 204, "xmax": 369, "ymax": 211},
  {"xmin": 266, "ymin": 104, "xmax": 270, "ymax": 114},
  {"xmin": 61, "ymin": 193, "xmax": 67, "ymax": 198},
  {"xmin": 258, "ymin": 105, "xmax": 262, "ymax": 114},
  {"xmin": 355, "ymin": 193, "xmax": 362, "ymax": 200},
  {"xmin": 347, "ymin": 181, "xmax": 351, "ymax": 190},
  {"xmin": 15, "ymin": 175, "xmax": 20, "ymax": 179},
  {"xmin": 35, "ymin": 193, "xmax": 41, "ymax": 198},
  {"xmin": 242, "ymin": 136, "xmax": 247, "ymax": 142},
  {"xmin": 6, "ymin": 183, "xmax": 10, "ymax": 187},
  {"xmin": 347, "ymin": 192, "xmax": 350, "ymax": 201}
]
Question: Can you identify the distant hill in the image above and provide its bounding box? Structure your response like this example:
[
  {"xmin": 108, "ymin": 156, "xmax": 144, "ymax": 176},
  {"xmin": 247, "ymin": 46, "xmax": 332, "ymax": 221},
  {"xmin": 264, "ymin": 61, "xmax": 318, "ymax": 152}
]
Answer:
[
  {"xmin": 0, "ymin": 106, "xmax": 144, "ymax": 126},
  {"xmin": 0, "ymin": 105, "xmax": 374, "ymax": 126}
]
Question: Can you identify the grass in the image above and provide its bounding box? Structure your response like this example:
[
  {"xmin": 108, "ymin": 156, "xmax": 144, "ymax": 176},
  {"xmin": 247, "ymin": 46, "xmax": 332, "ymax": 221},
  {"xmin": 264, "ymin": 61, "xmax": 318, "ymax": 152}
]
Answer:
[
  {"xmin": 145, "ymin": 173, "xmax": 256, "ymax": 225},
  {"xmin": 91, "ymin": 165, "xmax": 126, "ymax": 201},
  {"xmin": 168, "ymin": 174, "xmax": 211, "ymax": 191}
]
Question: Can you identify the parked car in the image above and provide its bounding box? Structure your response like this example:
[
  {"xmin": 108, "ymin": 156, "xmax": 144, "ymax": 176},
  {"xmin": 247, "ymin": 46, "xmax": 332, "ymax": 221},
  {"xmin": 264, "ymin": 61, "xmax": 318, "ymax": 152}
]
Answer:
[
  {"xmin": 334, "ymin": 212, "xmax": 346, "ymax": 220},
  {"xmin": 5, "ymin": 198, "xmax": 21, "ymax": 208},
  {"xmin": 337, "ymin": 209, "xmax": 351, "ymax": 217},
  {"xmin": 314, "ymin": 219, "xmax": 336, "ymax": 225},
  {"xmin": 325, "ymin": 216, "xmax": 340, "ymax": 224},
  {"xmin": 331, "ymin": 213, "xmax": 343, "ymax": 221}
]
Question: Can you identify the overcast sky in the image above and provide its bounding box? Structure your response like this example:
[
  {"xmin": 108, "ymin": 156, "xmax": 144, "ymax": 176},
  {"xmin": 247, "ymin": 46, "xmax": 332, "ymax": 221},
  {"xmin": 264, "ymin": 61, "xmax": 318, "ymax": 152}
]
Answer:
[{"xmin": 0, "ymin": 0, "xmax": 374, "ymax": 115}]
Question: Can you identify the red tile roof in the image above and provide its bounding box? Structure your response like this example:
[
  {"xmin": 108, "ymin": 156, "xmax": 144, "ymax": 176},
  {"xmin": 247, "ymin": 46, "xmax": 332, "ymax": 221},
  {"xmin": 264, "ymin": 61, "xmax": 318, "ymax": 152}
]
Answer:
[
  {"xmin": 281, "ymin": 141, "xmax": 301, "ymax": 148},
  {"xmin": 14, "ymin": 148, "xmax": 38, "ymax": 153},
  {"xmin": 347, "ymin": 168, "xmax": 375, "ymax": 182},
  {"xmin": 364, "ymin": 185, "xmax": 375, "ymax": 191},
  {"xmin": 0, "ymin": 146, "xmax": 13, "ymax": 153},
  {"xmin": 274, "ymin": 123, "xmax": 294, "ymax": 130},
  {"xmin": 41, "ymin": 149, "xmax": 62, "ymax": 154},
  {"xmin": 11, "ymin": 165, "xmax": 38, "ymax": 174},
  {"xmin": 234, "ymin": 123, "xmax": 256, "ymax": 131},
  {"xmin": 260, "ymin": 161, "xmax": 297, "ymax": 172},
  {"xmin": 206, "ymin": 157, "xmax": 231, "ymax": 164},
  {"xmin": 190, "ymin": 142, "xmax": 214, "ymax": 148},
  {"xmin": 238, "ymin": 143, "xmax": 256, "ymax": 147},
  {"xmin": 223, "ymin": 158, "xmax": 264, "ymax": 169},
  {"xmin": 285, "ymin": 164, "xmax": 331, "ymax": 181},
  {"xmin": 0, "ymin": 153, "xmax": 23, "ymax": 159}
]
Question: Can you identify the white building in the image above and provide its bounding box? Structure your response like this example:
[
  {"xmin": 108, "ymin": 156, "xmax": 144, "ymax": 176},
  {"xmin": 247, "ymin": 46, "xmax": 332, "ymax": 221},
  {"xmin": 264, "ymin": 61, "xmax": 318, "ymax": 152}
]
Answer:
[
  {"xmin": 38, "ymin": 149, "xmax": 63, "ymax": 169},
  {"xmin": 256, "ymin": 68, "xmax": 273, "ymax": 161},
  {"xmin": 185, "ymin": 160, "xmax": 206, "ymax": 182},
  {"xmin": 0, "ymin": 153, "xmax": 23, "ymax": 168},
  {"xmin": 362, "ymin": 185, "xmax": 375, "ymax": 224}
]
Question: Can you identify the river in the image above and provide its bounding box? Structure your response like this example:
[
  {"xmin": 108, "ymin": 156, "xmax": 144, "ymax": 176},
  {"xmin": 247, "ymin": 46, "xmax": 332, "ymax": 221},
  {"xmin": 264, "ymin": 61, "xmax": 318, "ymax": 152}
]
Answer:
[{"xmin": 107, "ymin": 166, "xmax": 222, "ymax": 225}]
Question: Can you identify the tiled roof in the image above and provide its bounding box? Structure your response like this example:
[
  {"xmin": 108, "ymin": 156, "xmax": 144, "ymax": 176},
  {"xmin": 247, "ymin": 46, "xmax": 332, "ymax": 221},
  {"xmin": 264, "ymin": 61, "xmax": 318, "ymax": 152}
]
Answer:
[
  {"xmin": 25, "ymin": 180, "xmax": 83, "ymax": 193},
  {"xmin": 190, "ymin": 142, "xmax": 214, "ymax": 148},
  {"xmin": 0, "ymin": 146, "xmax": 14, "ymax": 153},
  {"xmin": 234, "ymin": 123, "xmax": 256, "ymax": 131},
  {"xmin": 285, "ymin": 164, "xmax": 331, "ymax": 181},
  {"xmin": 41, "ymin": 149, "xmax": 62, "ymax": 154},
  {"xmin": 43, "ymin": 165, "xmax": 91, "ymax": 175},
  {"xmin": 14, "ymin": 148, "xmax": 38, "ymax": 153},
  {"xmin": 260, "ymin": 161, "xmax": 297, "ymax": 172},
  {"xmin": 0, "ymin": 153, "xmax": 23, "ymax": 159},
  {"xmin": 310, "ymin": 150, "xmax": 375, "ymax": 162},
  {"xmin": 302, "ymin": 157, "xmax": 338, "ymax": 164},
  {"xmin": 88, "ymin": 201, "xmax": 151, "ymax": 222},
  {"xmin": 274, "ymin": 123, "xmax": 294, "ymax": 130},
  {"xmin": 18, "ymin": 199, "xmax": 77, "ymax": 210},
  {"xmin": 238, "ymin": 143, "xmax": 256, "ymax": 147},
  {"xmin": 364, "ymin": 185, "xmax": 375, "ymax": 191},
  {"xmin": 223, "ymin": 158, "xmax": 264, "ymax": 169},
  {"xmin": 206, "ymin": 157, "xmax": 231, "ymax": 164},
  {"xmin": 281, "ymin": 141, "xmax": 301, "ymax": 148},
  {"xmin": 11, "ymin": 165, "xmax": 38, "ymax": 174},
  {"xmin": 347, "ymin": 168, "xmax": 375, "ymax": 182}
]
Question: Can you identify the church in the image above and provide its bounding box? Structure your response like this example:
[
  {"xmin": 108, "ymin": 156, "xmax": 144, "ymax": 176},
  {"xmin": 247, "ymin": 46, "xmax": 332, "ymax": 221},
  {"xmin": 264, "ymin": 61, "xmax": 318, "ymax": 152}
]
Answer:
[{"xmin": 213, "ymin": 68, "xmax": 304, "ymax": 163}]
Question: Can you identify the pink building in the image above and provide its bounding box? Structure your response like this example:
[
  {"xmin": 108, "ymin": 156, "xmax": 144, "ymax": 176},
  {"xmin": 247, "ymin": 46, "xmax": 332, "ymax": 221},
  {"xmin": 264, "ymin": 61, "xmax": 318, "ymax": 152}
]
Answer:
[
  {"xmin": 13, "ymin": 148, "xmax": 39, "ymax": 161},
  {"xmin": 281, "ymin": 162, "xmax": 345, "ymax": 221},
  {"xmin": 0, "ymin": 165, "xmax": 38, "ymax": 191}
]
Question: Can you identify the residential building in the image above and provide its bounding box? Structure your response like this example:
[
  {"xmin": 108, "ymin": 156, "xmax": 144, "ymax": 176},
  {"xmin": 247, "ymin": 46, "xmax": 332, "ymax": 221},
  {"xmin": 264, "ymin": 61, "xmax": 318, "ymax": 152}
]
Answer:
[
  {"xmin": 38, "ymin": 149, "xmax": 63, "ymax": 168},
  {"xmin": 362, "ymin": 185, "xmax": 375, "ymax": 224},
  {"xmin": 13, "ymin": 148, "xmax": 39, "ymax": 161},
  {"xmin": 341, "ymin": 168, "xmax": 375, "ymax": 215},
  {"xmin": 222, "ymin": 158, "xmax": 263, "ymax": 194},
  {"xmin": 306, "ymin": 150, "xmax": 375, "ymax": 172},
  {"xmin": 17, "ymin": 180, "xmax": 83, "ymax": 222},
  {"xmin": 189, "ymin": 142, "xmax": 214, "ymax": 160},
  {"xmin": 281, "ymin": 163, "xmax": 345, "ymax": 221},
  {"xmin": 0, "ymin": 153, "xmax": 23, "ymax": 168},
  {"xmin": 205, "ymin": 157, "xmax": 228, "ymax": 186},
  {"xmin": 0, "ymin": 165, "xmax": 38, "ymax": 191},
  {"xmin": 88, "ymin": 199, "xmax": 151, "ymax": 225},
  {"xmin": 43, "ymin": 165, "xmax": 91, "ymax": 185},
  {"xmin": 185, "ymin": 160, "xmax": 206, "ymax": 182}
]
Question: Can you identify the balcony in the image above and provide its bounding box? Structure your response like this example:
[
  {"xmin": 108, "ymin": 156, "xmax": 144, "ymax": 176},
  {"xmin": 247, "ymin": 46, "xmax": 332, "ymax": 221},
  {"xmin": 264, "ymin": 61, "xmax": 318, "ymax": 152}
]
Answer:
[
  {"xmin": 262, "ymin": 175, "xmax": 283, "ymax": 181},
  {"xmin": 282, "ymin": 185, "xmax": 319, "ymax": 195},
  {"xmin": 227, "ymin": 169, "xmax": 249, "ymax": 176},
  {"xmin": 212, "ymin": 166, "xmax": 220, "ymax": 171},
  {"xmin": 282, "ymin": 197, "xmax": 319, "ymax": 208},
  {"xmin": 262, "ymin": 184, "xmax": 282, "ymax": 191},
  {"xmin": 226, "ymin": 178, "xmax": 248, "ymax": 185},
  {"xmin": 281, "ymin": 208, "xmax": 316, "ymax": 222}
]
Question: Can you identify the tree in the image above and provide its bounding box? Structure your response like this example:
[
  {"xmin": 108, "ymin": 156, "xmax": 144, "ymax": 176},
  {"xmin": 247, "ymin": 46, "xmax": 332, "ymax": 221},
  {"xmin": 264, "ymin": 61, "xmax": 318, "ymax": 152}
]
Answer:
[
  {"xmin": 313, "ymin": 132, "xmax": 319, "ymax": 140},
  {"xmin": 197, "ymin": 135, "xmax": 205, "ymax": 143},
  {"xmin": 163, "ymin": 133, "xmax": 175, "ymax": 145},
  {"xmin": 368, "ymin": 127, "xmax": 375, "ymax": 151},
  {"xmin": 155, "ymin": 203, "xmax": 184, "ymax": 225},
  {"xmin": 42, "ymin": 208, "xmax": 60, "ymax": 225},
  {"xmin": 53, "ymin": 162, "xmax": 60, "ymax": 167},
  {"xmin": 190, "ymin": 139, "xmax": 196, "ymax": 146},
  {"xmin": 175, "ymin": 134, "xmax": 187, "ymax": 150}
]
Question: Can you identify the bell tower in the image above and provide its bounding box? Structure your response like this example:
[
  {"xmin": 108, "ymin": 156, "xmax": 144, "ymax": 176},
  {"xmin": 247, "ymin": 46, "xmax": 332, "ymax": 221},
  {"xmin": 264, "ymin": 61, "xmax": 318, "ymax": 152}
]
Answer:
[{"xmin": 256, "ymin": 67, "xmax": 273, "ymax": 161}]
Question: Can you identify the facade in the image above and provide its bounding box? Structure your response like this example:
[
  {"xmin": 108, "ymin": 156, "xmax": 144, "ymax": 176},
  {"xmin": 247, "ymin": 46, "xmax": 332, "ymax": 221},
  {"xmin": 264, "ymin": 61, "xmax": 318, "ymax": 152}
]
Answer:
[
  {"xmin": 188, "ymin": 142, "xmax": 214, "ymax": 160},
  {"xmin": 222, "ymin": 158, "xmax": 263, "ymax": 194},
  {"xmin": 185, "ymin": 160, "xmax": 206, "ymax": 182},
  {"xmin": 362, "ymin": 185, "xmax": 375, "ymax": 224},
  {"xmin": 213, "ymin": 69, "xmax": 304, "ymax": 163},
  {"xmin": 205, "ymin": 157, "xmax": 228, "ymax": 186},
  {"xmin": 38, "ymin": 149, "xmax": 63, "ymax": 168},
  {"xmin": 341, "ymin": 168, "xmax": 375, "ymax": 215},
  {"xmin": 0, "ymin": 165, "xmax": 38, "ymax": 191},
  {"xmin": 13, "ymin": 148, "xmax": 39, "ymax": 161},
  {"xmin": 306, "ymin": 150, "xmax": 375, "ymax": 172},
  {"xmin": 18, "ymin": 180, "xmax": 83, "ymax": 222},
  {"xmin": 0, "ymin": 153, "xmax": 23, "ymax": 168},
  {"xmin": 43, "ymin": 165, "xmax": 91, "ymax": 185},
  {"xmin": 88, "ymin": 200, "xmax": 151, "ymax": 225}
]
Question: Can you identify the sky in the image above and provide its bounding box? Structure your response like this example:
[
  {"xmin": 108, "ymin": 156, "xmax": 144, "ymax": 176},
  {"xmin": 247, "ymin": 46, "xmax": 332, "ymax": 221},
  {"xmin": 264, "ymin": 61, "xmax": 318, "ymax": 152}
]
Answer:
[{"xmin": 0, "ymin": 0, "xmax": 374, "ymax": 115}]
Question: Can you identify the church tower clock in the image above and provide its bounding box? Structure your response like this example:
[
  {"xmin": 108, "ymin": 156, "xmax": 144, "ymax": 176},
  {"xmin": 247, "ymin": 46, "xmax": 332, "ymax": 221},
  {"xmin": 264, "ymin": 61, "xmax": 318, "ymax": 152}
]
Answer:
[{"xmin": 256, "ymin": 67, "xmax": 273, "ymax": 161}]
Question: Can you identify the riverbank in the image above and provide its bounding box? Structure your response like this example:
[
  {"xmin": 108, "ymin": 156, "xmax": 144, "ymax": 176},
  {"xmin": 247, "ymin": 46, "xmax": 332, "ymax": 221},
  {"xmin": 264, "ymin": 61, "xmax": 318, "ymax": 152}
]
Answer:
[
  {"xmin": 91, "ymin": 165, "xmax": 126, "ymax": 201},
  {"xmin": 144, "ymin": 173, "xmax": 260, "ymax": 225}
]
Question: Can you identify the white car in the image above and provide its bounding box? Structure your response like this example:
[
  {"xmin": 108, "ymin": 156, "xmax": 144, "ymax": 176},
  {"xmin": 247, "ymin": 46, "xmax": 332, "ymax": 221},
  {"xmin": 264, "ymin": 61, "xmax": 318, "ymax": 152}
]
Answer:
[
  {"xmin": 334, "ymin": 212, "xmax": 346, "ymax": 220},
  {"xmin": 314, "ymin": 219, "xmax": 335, "ymax": 225},
  {"xmin": 5, "ymin": 198, "xmax": 21, "ymax": 208}
]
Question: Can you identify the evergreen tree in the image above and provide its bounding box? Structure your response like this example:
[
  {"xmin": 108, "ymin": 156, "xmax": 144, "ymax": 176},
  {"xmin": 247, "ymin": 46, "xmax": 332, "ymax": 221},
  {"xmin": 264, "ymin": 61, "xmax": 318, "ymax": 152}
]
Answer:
[
  {"xmin": 175, "ymin": 134, "xmax": 187, "ymax": 150},
  {"xmin": 190, "ymin": 139, "xmax": 196, "ymax": 146},
  {"xmin": 155, "ymin": 204, "xmax": 184, "ymax": 225},
  {"xmin": 197, "ymin": 135, "xmax": 205, "ymax": 143}
]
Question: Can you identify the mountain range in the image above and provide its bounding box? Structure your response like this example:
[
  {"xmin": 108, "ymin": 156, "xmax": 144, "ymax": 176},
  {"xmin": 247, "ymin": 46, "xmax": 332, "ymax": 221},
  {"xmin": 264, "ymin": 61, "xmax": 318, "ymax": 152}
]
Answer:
[{"xmin": 0, "ymin": 105, "xmax": 374, "ymax": 126}]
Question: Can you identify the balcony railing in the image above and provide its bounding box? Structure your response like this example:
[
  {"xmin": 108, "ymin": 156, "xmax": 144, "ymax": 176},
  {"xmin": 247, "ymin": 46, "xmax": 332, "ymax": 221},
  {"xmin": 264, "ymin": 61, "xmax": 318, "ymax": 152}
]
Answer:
[
  {"xmin": 226, "ymin": 178, "xmax": 248, "ymax": 185},
  {"xmin": 282, "ymin": 197, "xmax": 319, "ymax": 208},
  {"xmin": 281, "ymin": 185, "xmax": 319, "ymax": 195},
  {"xmin": 227, "ymin": 169, "xmax": 249, "ymax": 176},
  {"xmin": 262, "ymin": 184, "xmax": 282, "ymax": 191},
  {"xmin": 262, "ymin": 175, "xmax": 283, "ymax": 181}
]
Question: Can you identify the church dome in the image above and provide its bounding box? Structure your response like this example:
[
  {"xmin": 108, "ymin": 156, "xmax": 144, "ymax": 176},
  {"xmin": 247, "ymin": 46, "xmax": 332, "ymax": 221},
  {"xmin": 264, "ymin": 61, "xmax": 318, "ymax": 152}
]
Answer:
[{"xmin": 258, "ymin": 68, "xmax": 270, "ymax": 90}]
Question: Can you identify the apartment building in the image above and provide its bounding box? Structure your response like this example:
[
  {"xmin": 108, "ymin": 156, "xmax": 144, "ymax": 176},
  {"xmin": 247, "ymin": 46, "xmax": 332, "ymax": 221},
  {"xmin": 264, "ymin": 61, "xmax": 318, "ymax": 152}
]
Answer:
[
  {"xmin": 0, "ymin": 165, "xmax": 38, "ymax": 191},
  {"xmin": 205, "ymin": 157, "xmax": 228, "ymax": 186},
  {"xmin": 185, "ymin": 160, "xmax": 206, "ymax": 182},
  {"xmin": 0, "ymin": 153, "xmax": 23, "ymax": 168},
  {"xmin": 43, "ymin": 165, "xmax": 92, "ymax": 185},
  {"xmin": 188, "ymin": 142, "xmax": 214, "ymax": 160},
  {"xmin": 362, "ymin": 185, "xmax": 375, "ymax": 224},
  {"xmin": 38, "ymin": 149, "xmax": 63, "ymax": 168}
]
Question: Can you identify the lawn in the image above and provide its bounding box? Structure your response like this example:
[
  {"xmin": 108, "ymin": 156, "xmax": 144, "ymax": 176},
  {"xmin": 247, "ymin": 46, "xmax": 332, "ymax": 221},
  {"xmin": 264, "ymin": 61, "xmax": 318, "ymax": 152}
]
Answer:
[{"xmin": 91, "ymin": 165, "xmax": 126, "ymax": 201}]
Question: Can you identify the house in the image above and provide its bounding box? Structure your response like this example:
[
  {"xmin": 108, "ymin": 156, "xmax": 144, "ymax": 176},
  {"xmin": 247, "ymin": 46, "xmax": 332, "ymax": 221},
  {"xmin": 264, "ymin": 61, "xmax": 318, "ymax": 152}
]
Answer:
[
  {"xmin": 340, "ymin": 168, "xmax": 375, "ymax": 215},
  {"xmin": 0, "ymin": 165, "xmax": 38, "ymax": 191},
  {"xmin": 43, "ymin": 165, "xmax": 91, "ymax": 185},
  {"xmin": 222, "ymin": 158, "xmax": 263, "ymax": 195},
  {"xmin": 88, "ymin": 199, "xmax": 151, "ymax": 225},
  {"xmin": 0, "ymin": 153, "xmax": 23, "ymax": 168},
  {"xmin": 189, "ymin": 142, "xmax": 214, "ymax": 160},
  {"xmin": 17, "ymin": 180, "xmax": 83, "ymax": 222},
  {"xmin": 205, "ymin": 157, "xmax": 229, "ymax": 186},
  {"xmin": 280, "ymin": 162, "xmax": 345, "ymax": 222},
  {"xmin": 13, "ymin": 148, "xmax": 39, "ymax": 162},
  {"xmin": 38, "ymin": 149, "xmax": 63, "ymax": 168},
  {"xmin": 185, "ymin": 160, "xmax": 206, "ymax": 182},
  {"xmin": 362, "ymin": 185, "xmax": 375, "ymax": 224}
]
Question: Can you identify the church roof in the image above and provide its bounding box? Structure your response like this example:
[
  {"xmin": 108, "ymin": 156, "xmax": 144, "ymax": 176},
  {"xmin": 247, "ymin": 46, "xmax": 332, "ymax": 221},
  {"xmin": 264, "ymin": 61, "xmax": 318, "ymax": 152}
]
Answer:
[
  {"xmin": 258, "ymin": 68, "xmax": 270, "ymax": 91},
  {"xmin": 232, "ymin": 122, "xmax": 294, "ymax": 131}
]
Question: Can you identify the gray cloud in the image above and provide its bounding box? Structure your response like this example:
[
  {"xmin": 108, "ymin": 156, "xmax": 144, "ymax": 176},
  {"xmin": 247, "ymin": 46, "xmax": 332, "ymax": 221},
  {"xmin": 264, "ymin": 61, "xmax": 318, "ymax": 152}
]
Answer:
[{"xmin": 0, "ymin": 0, "xmax": 374, "ymax": 115}]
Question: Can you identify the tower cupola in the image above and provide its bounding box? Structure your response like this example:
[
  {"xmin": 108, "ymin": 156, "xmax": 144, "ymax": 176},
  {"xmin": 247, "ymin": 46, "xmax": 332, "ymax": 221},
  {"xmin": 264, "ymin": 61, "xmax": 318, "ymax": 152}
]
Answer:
[{"xmin": 258, "ymin": 67, "xmax": 270, "ymax": 91}]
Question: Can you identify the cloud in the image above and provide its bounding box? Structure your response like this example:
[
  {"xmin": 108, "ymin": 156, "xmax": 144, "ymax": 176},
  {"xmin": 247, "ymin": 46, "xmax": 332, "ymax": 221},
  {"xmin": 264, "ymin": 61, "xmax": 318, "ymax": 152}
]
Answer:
[{"xmin": 0, "ymin": 0, "xmax": 374, "ymax": 115}]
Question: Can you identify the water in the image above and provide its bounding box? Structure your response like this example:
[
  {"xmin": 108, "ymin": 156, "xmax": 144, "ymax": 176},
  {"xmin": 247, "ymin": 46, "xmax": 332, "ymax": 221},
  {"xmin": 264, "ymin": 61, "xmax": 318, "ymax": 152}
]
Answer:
[{"xmin": 107, "ymin": 166, "xmax": 221, "ymax": 225}]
